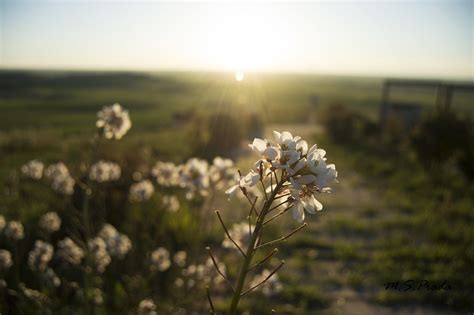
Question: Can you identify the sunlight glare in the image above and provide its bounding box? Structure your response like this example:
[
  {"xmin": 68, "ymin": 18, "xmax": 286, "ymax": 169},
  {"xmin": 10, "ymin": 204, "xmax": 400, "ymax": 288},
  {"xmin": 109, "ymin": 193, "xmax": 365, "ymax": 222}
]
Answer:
[{"xmin": 235, "ymin": 70, "xmax": 244, "ymax": 82}]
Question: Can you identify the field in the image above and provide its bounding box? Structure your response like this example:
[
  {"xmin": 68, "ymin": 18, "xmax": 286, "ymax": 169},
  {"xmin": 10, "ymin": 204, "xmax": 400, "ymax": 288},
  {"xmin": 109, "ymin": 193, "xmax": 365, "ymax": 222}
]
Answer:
[{"xmin": 0, "ymin": 70, "xmax": 473, "ymax": 314}]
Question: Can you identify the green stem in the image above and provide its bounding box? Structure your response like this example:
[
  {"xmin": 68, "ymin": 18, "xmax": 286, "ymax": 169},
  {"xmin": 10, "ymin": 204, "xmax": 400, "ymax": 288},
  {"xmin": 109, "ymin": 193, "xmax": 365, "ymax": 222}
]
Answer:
[{"xmin": 228, "ymin": 178, "xmax": 284, "ymax": 314}]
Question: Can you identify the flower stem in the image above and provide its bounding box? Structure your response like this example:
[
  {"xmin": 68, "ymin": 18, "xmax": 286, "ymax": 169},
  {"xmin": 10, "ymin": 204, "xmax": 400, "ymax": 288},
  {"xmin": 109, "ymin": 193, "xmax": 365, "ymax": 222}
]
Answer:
[{"xmin": 228, "ymin": 178, "xmax": 284, "ymax": 314}]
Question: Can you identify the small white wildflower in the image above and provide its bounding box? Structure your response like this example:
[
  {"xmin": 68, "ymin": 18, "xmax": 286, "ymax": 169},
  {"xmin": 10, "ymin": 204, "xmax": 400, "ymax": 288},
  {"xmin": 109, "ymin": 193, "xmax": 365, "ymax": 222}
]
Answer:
[
  {"xmin": 150, "ymin": 247, "xmax": 171, "ymax": 272},
  {"xmin": 28, "ymin": 240, "xmax": 54, "ymax": 272},
  {"xmin": 39, "ymin": 212, "xmax": 61, "ymax": 233},
  {"xmin": 0, "ymin": 249, "xmax": 13, "ymax": 271},
  {"xmin": 89, "ymin": 160, "xmax": 121, "ymax": 182},
  {"xmin": 21, "ymin": 160, "xmax": 44, "ymax": 179},
  {"xmin": 162, "ymin": 195, "xmax": 180, "ymax": 213},
  {"xmin": 88, "ymin": 237, "xmax": 111, "ymax": 273},
  {"xmin": 44, "ymin": 162, "xmax": 70, "ymax": 180},
  {"xmin": 151, "ymin": 161, "xmax": 180, "ymax": 187},
  {"xmin": 91, "ymin": 288, "xmax": 104, "ymax": 305},
  {"xmin": 4, "ymin": 221, "xmax": 24, "ymax": 241},
  {"xmin": 57, "ymin": 237, "xmax": 84, "ymax": 265},
  {"xmin": 173, "ymin": 251, "xmax": 187, "ymax": 267},
  {"xmin": 96, "ymin": 103, "xmax": 132, "ymax": 140},
  {"xmin": 138, "ymin": 299, "xmax": 157, "ymax": 315},
  {"xmin": 98, "ymin": 224, "xmax": 132, "ymax": 259},
  {"xmin": 179, "ymin": 158, "xmax": 209, "ymax": 200},
  {"xmin": 209, "ymin": 157, "xmax": 238, "ymax": 189},
  {"xmin": 45, "ymin": 162, "xmax": 75, "ymax": 195},
  {"xmin": 129, "ymin": 180, "xmax": 154, "ymax": 202}
]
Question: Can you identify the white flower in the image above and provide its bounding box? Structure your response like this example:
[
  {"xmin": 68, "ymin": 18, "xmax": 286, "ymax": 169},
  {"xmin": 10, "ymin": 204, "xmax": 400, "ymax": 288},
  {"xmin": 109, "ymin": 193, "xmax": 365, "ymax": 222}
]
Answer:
[
  {"xmin": 179, "ymin": 158, "xmax": 210, "ymax": 200},
  {"xmin": 173, "ymin": 251, "xmax": 187, "ymax": 267},
  {"xmin": 28, "ymin": 240, "xmax": 54, "ymax": 272},
  {"xmin": 129, "ymin": 180, "xmax": 154, "ymax": 202},
  {"xmin": 249, "ymin": 138, "xmax": 280, "ymax": 162},
  {"xmin": 88, "ymin": 237, "xmax": 111, "ymax": 273},
  {"xmin": 0, "ymin": 249, "xmax": 13, "ymax": 271},
  {"xmin": 57, "ymin": 237, "xmax": 84, "ymax": 265},
  {"xmin": 222, "ymin": 222, "xmax": 254, "ymax": 250},
  {"xmin": 44, "ymin": 162, "xmax": 70, "ymax": 180},
  {"xmin": 89, "ymin": 160, "xmax": 121, "ymax": 182},
  {"xmin": 209, "ymin": 157, "xmax": 238, "ymax": 189},
  {"xmin": 150, "ymin": 247, "xmax": 171, "ymax": 272},
  {"xmin": 96, "ymin": 103, "xmax": 131, "ymax": 140},
  {"xmin": 250, "ymin": 269, "xmax": 283, "ymax": 297},
  {"xmin": 162, "ymin": 195, "xmax": 180, "ymax": 213},
  {"xmin": 39, "ymin": 212, "xmax": 61, "ymax": 233},
  {"xmin": 91, "ymin": 288, "xmax": 104, "ymax": 305},
  {"xmin": 45, "ymin": 162, "xmax": 75, "ymax": 195},
  {"xmin": 21, "ymin": 160, "xmax": 44, "ymax": 179},
  {"xmin": 151, "ymin": 161, "xmax": 180, "ymax": 187},
  {"xmin": 97, "ymin": 224, "xmax": 132, "ymax": 259},
  {"xmin": 5, "ymin": 221, "xmax": 24, "ymax": 241},
  {"xmin": 225, "ymin": 169, "xmax": 261, "ymax": 199},
  {"xmin": 137, "ymin": 299, "xmax": 157, "ymax": 315}
]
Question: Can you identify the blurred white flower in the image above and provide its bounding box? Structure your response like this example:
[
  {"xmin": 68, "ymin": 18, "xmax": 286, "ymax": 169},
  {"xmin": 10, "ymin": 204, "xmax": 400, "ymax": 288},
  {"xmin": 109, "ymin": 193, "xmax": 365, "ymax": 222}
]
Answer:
[
  {"xmin": 250, "ymin": 269, "xmax": 283, "ymax": 297},
  {"xmin": 5, "ymin": 221, "xmax": 25, "ymax": 241},
  {"xmin": 129, "ymin": 180, "xmax": 154, "ymax": 202},
  {"xmin": 98, "ymin": 224, "xmax": 132, "ymax": 259},
  {"xmin": 179, "ymin": 158, "xmax": 209, "ymax": 200},
  {"xmin": 39, "ymin": 212, "xmax": 61, "ymax": 234},
  {"xmin": 28, "ymin": 240, "xmax": 54, "ymax": 272},
  {"xmin": 21, "ymin": 160, "xmax": 44, "ymax": 179},
  {"xmin": 88, "ymin": 237, "xmax": 111, "ymax": 273},
  {"xmin": 222, "ymin": 222, "xmax": 254, "ymax": 251},
  {"xmin": 44, "ymin": 162, "xmax": 70, "ymax": 180},
  {"xmin": 89, "ymin": 160, "xmax": 121, "ymax": 182},
  {"xmin": 150, "ymin": 247, "xmax": 171, "ymax": 272},
  {"xmin": 57, "ymin": 237, "xmax": 84, "ymax": 265},
  {"xmin": 173, "ymin": 250, "xmax": 187, "ymax": 267},
  {"xmin": 45, "ymin": 162, "xmax": 75, "ymax": 195},
  {"xmin": 96, "ymin": 103, "xmax": 132, "ymax": 140},
  {"xmin": 151, "ymin": 161, "xmax": 180, "ymax": 187},
  {"xmin": 91, "ymin": 288, "xmax": 104, "ymax": 305},
  {"xmin": 138, "ymin": 299, "xmax": 157, "ymax": 315},
  {"xmin": 162, "ymin": 195, "xmax": 180, "ymax": 213},
  {"xmin": 0, "ymin": 249, "xmax": 13, "ymax": 271},
  {"xmin": 209, "ymin": 157, "xmax": 239, "ymax": 189}
]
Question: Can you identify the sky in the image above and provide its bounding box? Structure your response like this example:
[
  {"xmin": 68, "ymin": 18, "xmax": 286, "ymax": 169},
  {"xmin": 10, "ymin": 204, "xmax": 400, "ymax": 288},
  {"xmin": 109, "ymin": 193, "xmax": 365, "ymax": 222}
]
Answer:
[{"xmin": 0, "ymin": 0, "xmax": 472, "ymax": 79}]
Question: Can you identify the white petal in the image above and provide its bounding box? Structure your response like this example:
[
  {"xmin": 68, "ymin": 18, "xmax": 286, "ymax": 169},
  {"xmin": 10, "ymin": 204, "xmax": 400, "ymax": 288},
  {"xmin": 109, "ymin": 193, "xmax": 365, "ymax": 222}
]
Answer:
[
  {"xmin": 292, "ymin": 202, "xmax": 305, "ymax": 223},
  {"xmin": 297, "ymin": 174, "xmax": 317, "ymax": 185},
  {"xmin": 272, "ymin": 131, "xmax": 281, "ymax": 142},
  {"xmin": 264, "ymin": 147, "xmax": 279, "ymax": 161},
  {"xmin": 297, "ymin": 140, "xmax": 308, "ymax": 155},
  {"xmin": 251, "ymin": 138, "xmax": 267, "ymax": 154}
]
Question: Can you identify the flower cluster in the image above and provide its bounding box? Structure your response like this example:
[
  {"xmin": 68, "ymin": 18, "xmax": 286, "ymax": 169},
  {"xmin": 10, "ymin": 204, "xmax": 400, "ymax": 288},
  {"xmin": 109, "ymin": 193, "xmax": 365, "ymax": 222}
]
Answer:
[
  {"xmin": 57, "ymin": 237, "xmax": 84, "ymax": 265},
  {"xmin": 129, "ymin": 180, "xmax": 155, "ymax": 202},
  {"xmin": 179, "ymin": 158, "xmax": 210, "ymax": 200},
  {"xmin": 98, "ymin": 224, "xmax": 132, "ymax": 259},
  {"xmin": 89, "ymin": 160, "xmax": 121, "ymax": 183},
  {"xmin": 44, "ymin": 162, "xmax": 75, "ymax": 195},
  {"xmin": 150, "ymin": 247, "xmax": 171, "ymax": 272},
  {"xmin": 0, "ymin": 249, "xmax": 13, "ymax": 271},
  {"xmin": 137, "ymin": 299, "xmax": 157, "ymax": 315},
  {"xmin": 28, "ymin": 240, "xmax": 54, "ymax": 272},
  {"xmin": 39, "ymin": 212, "xmax": 61, "ymax": 234},
  {"xmin": 209, "ymin": 157, "xmax": 239, "ymax": 190},
  {"xmin": 151, "ymin": 161, "xmax": 180, "ymax": 187},
  {"xmin": 162, "ymin": 195, "xmax": 180, "ymax": 212},
  {"xmin": 4, "ymin": 220, "xmax": 25, "ymax": 241},
  {"xmin": 96, "ymin": 103, "xmax": 132, "ymax": 140},
  {"xmin": 21, "ymin": 160, "xmax": 44, "ymax": 180},
  {"xmin": 88, "ymin": 237, "xmax": 112, "ymax": 273},
  {"xmin": 227, "ymin": 131, "xmax": 338, "ymax": 223}
]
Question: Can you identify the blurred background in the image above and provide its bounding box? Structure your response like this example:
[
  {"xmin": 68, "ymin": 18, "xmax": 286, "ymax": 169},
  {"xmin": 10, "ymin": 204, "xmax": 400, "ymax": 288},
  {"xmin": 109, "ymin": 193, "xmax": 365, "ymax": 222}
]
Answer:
[{"xmin": 0, "ymin": 0, "xmax": 473, "ymax": 314}]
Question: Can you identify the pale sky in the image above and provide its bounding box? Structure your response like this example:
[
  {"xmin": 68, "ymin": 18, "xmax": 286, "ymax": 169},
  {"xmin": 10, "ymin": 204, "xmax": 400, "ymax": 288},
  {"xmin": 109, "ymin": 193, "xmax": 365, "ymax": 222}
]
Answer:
[{"xmin": 0, "ymin": 0, "xmax": 472, "ymax": 79}]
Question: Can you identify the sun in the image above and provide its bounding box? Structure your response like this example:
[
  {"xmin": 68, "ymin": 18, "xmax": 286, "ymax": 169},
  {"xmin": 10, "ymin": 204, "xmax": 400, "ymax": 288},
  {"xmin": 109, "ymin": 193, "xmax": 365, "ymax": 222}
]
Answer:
[{"xmin": 235, "ymin": 70, "xmax": 244, "ymax": 82}]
